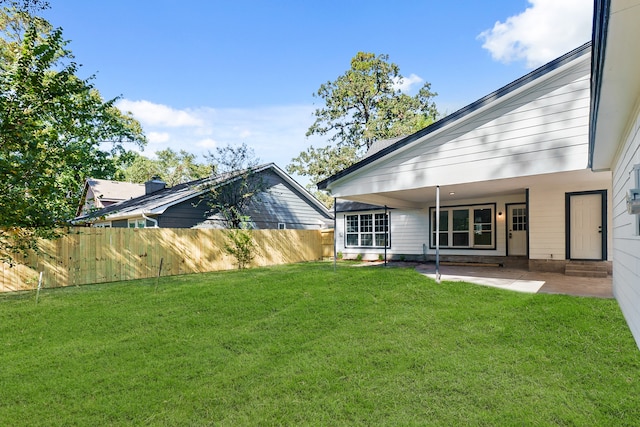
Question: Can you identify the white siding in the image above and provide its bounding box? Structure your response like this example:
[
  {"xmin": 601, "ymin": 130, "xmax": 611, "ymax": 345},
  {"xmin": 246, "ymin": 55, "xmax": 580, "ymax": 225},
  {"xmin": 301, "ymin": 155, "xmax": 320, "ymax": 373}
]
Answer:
[
  {"xmin": 528, "ymin": 170, "xmax": 612, "ymax": 260},
  {"xmin": 336, "ymin": 194, "xmax": 526, "ymax": 260},
  {"xmin": 336, "ymin": 209, "xmax": 427, "ymax": 260},
  {"xmin": 611, "ymin": 103, "xmax": 640, "ymax": 346},
  {"xmin": 332, "ymin": 57, "xmax": 591, "ymax": 198}
]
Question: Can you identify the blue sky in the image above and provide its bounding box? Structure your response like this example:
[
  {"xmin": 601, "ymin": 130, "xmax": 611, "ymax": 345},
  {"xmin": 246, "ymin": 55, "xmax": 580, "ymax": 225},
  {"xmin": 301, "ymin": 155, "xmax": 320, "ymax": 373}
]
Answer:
[{"xmin": 43, "ymin": 0, "xmax": 592, "ymax": 185}]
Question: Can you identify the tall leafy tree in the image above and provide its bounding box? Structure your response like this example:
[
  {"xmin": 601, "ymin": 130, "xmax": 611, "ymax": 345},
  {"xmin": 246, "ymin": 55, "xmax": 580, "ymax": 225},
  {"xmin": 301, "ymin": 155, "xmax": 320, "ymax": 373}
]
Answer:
[
  {"xmin": 287, "ymin": 52, "xmax": 438, "ymax": 196},
  {"xmin": 117, "ymin": 149, "xmax": 211, "ymax": 187},
  {"xmin": 203, "ymin": 143, "xmax": 268, "ymax": 229},
  {"xmin": 0, "ymin": 4, "xmax": 146, "ymax": 262}
]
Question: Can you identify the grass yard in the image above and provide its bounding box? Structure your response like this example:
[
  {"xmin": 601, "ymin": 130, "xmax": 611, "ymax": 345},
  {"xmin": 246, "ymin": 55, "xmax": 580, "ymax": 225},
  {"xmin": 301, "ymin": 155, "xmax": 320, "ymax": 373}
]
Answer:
[{"xmin": 1, "ymin": 262, "xmax": 639, "ymax": 426}]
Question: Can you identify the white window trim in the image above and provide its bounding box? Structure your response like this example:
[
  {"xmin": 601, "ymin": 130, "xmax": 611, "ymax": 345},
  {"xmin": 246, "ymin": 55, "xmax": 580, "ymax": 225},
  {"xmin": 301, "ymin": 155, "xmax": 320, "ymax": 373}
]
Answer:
[
  {"xmin": 344, "ymin": 211, "xmax": 390, "ymax": 248},
  {"xmin": 278, "ymin": 223, "xmax": 286, "ymax": 230},
  {"xmin": 128, "ymin": 218, "xmax": 146, "ymax": 229},
  {"xmin": 429, "ymin": 203, "xmax": 496, "ymax": 249}
]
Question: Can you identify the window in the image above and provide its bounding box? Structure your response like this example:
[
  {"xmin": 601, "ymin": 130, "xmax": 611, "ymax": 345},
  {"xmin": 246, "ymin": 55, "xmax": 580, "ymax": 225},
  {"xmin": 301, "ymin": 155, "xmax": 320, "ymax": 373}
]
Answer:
[
  {"xmin": 128, "ymin": 218, "xmax": 146, "ymax": 228},
  {"xmin": 430, "ymin": 204, "xmax": 495, "ymax": 249},
  {"xmin": 278, "ymin": 223, "xmax": 286, "ymax": 230},
  {"xmin": 345, "ymin": 212, "xmax": 389, "ymax": 247}
]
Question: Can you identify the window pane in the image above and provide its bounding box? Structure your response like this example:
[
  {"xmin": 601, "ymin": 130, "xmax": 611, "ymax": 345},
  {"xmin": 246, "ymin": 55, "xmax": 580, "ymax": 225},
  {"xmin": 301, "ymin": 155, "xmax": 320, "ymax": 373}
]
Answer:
[
  {"xmin": 375, "ymin": 234, "xmax": 387, "ymax": 247},
  {"xmin": 453, "ymin": 210, "xmax": 469, "ymax": 231},
  {"xmin": 453, "ymin": 232, "xmax": 469, "ymax": 246},
  {"xmin": 433, "ymin": 232, "xmax": 449, "ymax": 246},
  {"xmin": 432, "ymin": 210, "xmax": 449, "ymax": 232},
  {"xmin": 375, "ymin": 213, "xmax": 388, "ymax": 232},
  {"xmin": 346, "ymin": 234, "xmax": 358, "ymax": 246},
  {"xmin": 474, "ymin": 232, "xmax": 492, "ymax": 246},
  {"xmin": 361, "ymin": 233, "xmax": 373, "ymax": 246},
  {"xmin": 474, "ymin": 208, "xmax": 491, "ymax": 224},
  {"xmin": 439, "ymin": 232, "xmax": 449, "ymax": 246},
  {"xmin": 361, "ymin": 214, "xmax": 373, "ymax": 232},
  {"xmin": 346, "ymin": 215, "xmax": 358, "ymax": 233},
  {"xmin": 441, "ymin": 211, "xmax": 449, "ymax": 230}
]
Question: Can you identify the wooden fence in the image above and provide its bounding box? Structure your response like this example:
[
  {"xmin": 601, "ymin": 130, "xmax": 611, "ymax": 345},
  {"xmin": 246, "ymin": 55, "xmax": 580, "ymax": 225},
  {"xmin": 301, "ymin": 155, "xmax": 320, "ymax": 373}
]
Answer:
[{"xmin": 1, "ymin": 228, "xmax": 335, "ymax": 293}]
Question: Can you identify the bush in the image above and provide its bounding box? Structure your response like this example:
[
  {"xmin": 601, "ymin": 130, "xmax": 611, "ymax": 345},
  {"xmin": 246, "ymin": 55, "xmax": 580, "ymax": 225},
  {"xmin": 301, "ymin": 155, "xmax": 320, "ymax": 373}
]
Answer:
[{"xmin": 223, "ymin": 228, "xmax": 256, "ymax": 269}]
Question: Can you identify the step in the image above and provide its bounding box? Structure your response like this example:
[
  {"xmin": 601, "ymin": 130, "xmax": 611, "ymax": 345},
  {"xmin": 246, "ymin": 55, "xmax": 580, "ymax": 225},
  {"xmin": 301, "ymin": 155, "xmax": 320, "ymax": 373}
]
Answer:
[
  {"xmin": 565, "ymin": 269, "xmax": 608, "ymax": 278},
  {"xmin": 564, "ymin": 262, "xmax": 609, "ymax": 278}
]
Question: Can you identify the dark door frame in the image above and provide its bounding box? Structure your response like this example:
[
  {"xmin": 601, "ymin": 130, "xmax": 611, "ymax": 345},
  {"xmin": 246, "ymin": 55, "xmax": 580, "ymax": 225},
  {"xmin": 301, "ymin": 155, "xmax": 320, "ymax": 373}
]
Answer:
[
  {"xmin": 565, "ymin": 190, "xmax": 607, "ymax": 261},
  {"xmin": 505, "ymin": 202, "xmax": 529, "ymax": 257}
]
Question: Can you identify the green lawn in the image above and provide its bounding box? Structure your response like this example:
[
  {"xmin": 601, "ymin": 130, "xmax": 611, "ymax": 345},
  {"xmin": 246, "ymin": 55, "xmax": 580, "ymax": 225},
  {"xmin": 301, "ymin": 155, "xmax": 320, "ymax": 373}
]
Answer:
[{"xmin": 1, "ymin": 262, "xmax": 639, "ymax": 426}]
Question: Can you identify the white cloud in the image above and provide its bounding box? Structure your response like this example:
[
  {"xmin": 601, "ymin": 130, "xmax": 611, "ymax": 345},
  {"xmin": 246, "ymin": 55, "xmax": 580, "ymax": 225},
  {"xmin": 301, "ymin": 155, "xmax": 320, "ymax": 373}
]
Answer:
[
  {"xmin": 116, "ymin": 99, "xmax": 204, "ymax": 127},
  {"xmin": 147, "ymin": 131, "xmax": 170, "ymax": 143},
  {"xmin": 478, "ymin": 0, "xmax": 592, "ymax": 68},
  {"xmin": 117, "ymin": 99, "xmax": 324, "ymax": 187},
  {"xmin": 393, "ymin": 73, "xmax": 424, "ymax": 93},
  {"xmin": 196, "ymin": 138, "xmax": 217, "ymax": 149}
]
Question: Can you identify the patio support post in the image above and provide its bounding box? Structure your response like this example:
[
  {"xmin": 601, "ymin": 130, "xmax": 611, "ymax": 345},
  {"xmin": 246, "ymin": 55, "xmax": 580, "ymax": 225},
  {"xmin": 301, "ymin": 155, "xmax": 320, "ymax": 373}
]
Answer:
[
  {"xmin": 436, "ymin": 185, "xmax": 441, "ymax": 283},
  {"xmin": 333, "ymin": 197, "xmax": 337, "ymax": 272},
  {"xmin": 384, "ymin": 205, "xmax": 388, "ymax": 267}
]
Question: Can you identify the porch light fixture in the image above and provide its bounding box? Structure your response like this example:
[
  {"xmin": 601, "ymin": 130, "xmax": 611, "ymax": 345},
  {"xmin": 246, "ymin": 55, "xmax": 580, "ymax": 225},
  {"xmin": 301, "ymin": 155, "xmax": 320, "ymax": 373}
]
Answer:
[{"xmin": 498, "ymin": 211, "xmax": 503, "ymax": 217}]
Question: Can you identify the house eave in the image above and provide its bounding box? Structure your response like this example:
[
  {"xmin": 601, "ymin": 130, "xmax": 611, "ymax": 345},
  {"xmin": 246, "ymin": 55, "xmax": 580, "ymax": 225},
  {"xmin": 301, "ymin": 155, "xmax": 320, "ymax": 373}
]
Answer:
[
  {"xmin": 318, "ymin": 42, "xmax": 592, "ymax": 192},
  {"xmin": 589, "ymin": 0, "xmax": 640, "ymax": 170}
]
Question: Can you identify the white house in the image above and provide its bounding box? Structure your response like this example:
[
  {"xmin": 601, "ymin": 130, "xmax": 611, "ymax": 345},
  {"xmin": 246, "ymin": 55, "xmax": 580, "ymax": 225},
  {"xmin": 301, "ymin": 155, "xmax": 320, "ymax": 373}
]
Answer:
[
  {"xmin": 589, "ymin": 0, "xmax": 640, "ymax": 348},
  {"xmin": 319, "ymin": 42, "xmax": 613, "ymax": 275}
]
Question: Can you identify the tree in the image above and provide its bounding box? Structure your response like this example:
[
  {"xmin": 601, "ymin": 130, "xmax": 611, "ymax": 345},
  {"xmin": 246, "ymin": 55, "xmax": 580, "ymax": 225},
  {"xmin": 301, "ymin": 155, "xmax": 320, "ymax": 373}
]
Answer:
[
  {"xmin": 0, "ymin": 4, "xmax": 146, "ymax": 262},
  {"xmin": 222, "ymin": 218, "xmax": 257, "ymax": 269},
  {"xmin": 117, "ymin": 149, "xmax": 211, "ymax": 186},
  {"xmin": 203, "ymin": 143, "xmax": 268, "ymax": 229},
  {"xmin": 287, "ymin": 52, "xmax": 439, "ymax": 195}
]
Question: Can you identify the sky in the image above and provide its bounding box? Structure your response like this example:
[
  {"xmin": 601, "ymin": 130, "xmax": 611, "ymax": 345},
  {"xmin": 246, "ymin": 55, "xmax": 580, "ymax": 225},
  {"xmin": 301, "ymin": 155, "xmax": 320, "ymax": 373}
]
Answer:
[{"xmin": 42, "ymin": 0, "xmax": 593, "ymax": 186}]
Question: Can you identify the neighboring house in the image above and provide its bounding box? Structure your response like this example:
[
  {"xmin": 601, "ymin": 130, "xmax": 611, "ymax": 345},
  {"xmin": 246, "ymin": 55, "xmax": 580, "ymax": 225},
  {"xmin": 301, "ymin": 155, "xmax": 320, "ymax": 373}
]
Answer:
[
  {"xmin": 589, "ymin": 0, "xmax": 640, "ymax": 347},
  {"xmin": 76, "ymin": 178, "xmax": 145, "ymax": 217},
  {"xmin": 319, "ymin": 42, "xmax": 613, "ymax": 274},
  {"xmin": 73, "ymin": 163, "xmax": 333, "ymax": 230}
]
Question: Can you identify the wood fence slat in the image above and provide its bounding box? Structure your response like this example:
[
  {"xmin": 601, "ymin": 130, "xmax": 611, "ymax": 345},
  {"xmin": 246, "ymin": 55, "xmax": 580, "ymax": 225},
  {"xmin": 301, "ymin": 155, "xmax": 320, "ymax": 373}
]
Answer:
[{"xmin": 1, "ymin": 228, "xmax": 330, "ymax": 292}]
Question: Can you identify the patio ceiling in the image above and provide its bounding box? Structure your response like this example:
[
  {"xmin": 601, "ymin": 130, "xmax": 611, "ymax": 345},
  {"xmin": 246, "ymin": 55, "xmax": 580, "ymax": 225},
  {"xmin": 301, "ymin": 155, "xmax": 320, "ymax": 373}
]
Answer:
[{"xmin": 338, "ymin": 169, "xmax": 609, "ymax": 209}]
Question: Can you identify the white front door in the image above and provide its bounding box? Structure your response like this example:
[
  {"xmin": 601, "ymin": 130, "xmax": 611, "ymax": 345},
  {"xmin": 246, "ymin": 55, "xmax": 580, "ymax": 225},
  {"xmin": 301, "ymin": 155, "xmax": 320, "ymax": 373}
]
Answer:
[
  {"xmin": 507, "ymin": 204, "xmax": 527, "ymax": 256},
  {"xmin": 569, "ymin": 193, "xmax": 603, "ymax": 260}
]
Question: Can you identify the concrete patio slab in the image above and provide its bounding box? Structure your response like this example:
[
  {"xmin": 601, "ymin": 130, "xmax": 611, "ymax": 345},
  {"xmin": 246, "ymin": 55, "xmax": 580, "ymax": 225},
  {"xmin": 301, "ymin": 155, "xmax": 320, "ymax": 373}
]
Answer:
[{"xmin": 365, "ymin": 262, "xmax": 614, "ymax": 298}]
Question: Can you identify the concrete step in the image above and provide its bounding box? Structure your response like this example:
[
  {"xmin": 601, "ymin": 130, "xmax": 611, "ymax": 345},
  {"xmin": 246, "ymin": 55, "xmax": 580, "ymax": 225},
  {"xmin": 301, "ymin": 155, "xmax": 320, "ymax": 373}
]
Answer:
[{"xmin": 565, "ymin": 262, "xmax": 609, "ymax": 278}]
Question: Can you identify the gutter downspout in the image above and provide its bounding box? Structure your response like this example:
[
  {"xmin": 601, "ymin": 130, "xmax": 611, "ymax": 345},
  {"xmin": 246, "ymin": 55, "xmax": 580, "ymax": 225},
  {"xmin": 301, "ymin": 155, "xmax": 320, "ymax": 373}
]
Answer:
[{"xmin": 142, "ymin": 213, "xmax": 158, "ymax": 228}]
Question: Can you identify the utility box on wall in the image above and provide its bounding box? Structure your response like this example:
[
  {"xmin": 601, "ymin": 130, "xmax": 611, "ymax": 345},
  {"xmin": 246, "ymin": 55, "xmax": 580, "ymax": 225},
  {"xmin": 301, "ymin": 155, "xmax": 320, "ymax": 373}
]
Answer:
[
  {"xmin": 628, "ymin": 188, "xmax": 640, "ymax": 214},
  {"xmin": 630, "ymin": 165, "xmax": 640, "ymax": 215}
]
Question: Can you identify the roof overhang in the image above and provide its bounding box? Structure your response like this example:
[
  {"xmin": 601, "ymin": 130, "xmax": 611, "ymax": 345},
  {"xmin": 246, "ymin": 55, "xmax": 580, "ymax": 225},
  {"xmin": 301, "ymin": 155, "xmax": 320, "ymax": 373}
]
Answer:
[
  {"xmin": 319, "ymin": 43, "xmax": 592, "ymax": 192},
  {"xmin": 589, "ymin": 0, "xmax": 640, "ymax": 170},
  {"xmin": 338, "ymin": 169, "xmax": 610, "ymax": 209}
]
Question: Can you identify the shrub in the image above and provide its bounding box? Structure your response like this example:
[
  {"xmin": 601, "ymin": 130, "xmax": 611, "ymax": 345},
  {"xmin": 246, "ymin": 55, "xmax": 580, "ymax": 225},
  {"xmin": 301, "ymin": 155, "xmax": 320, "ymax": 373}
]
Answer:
[{"xmin": 223, "ymin": 218, "xmax": 257, "ymax": 269}]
